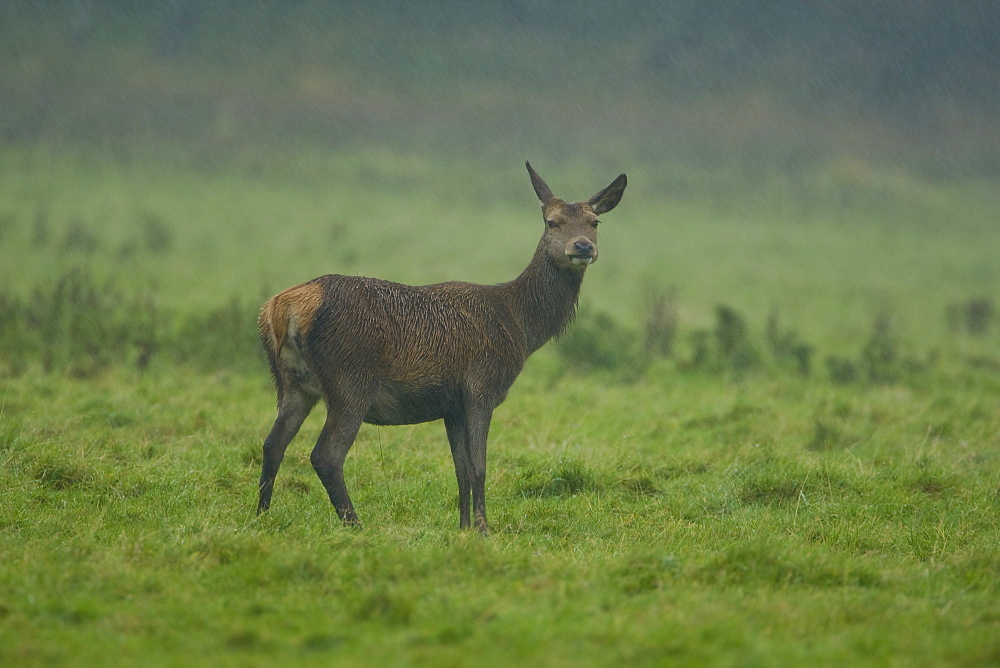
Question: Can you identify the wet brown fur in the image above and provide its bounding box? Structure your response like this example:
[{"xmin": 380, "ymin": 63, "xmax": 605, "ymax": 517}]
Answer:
[{"xmin": 256, "ymin": 162, "xmax": 626, "ymax": 533}]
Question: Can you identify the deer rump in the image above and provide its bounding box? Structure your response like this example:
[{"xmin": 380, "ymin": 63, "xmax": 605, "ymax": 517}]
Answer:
[{"xmin": 262, "ymin": 274, "xmax": 526, "ymax": 427}]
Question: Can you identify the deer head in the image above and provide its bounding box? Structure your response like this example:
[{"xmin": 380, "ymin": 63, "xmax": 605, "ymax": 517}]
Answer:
[{"xmin": 526, "ymin": 161, "xmax": 627, "ymax": 270}]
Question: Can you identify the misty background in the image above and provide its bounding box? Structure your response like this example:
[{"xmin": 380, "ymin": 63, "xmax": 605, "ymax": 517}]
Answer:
[
  {"xmin": 2, "ymin": 0, "xmax": 999, "ymax": 373},
  {"xmin": 4, "ymin": 0, "xmax": 999, "ymax": 176}
]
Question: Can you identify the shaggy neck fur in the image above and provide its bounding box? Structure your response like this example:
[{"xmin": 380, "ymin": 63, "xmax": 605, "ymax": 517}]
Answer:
[{"xmin": 502, "ymin": 239, "xmax": 585, "ymax": 355}]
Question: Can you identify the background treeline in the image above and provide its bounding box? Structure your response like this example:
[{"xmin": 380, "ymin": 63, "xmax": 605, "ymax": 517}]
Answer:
[{"xmin": 2, "ymin": 1, "xmax": 998, "ymax": 173}]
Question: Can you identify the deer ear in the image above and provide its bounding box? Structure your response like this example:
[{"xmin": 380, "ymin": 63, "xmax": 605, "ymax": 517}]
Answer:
[
  {"xmin": 588, "ymin": 173, "xmax": 627, "ymax": 215},
  {"xmin": 526, "ymin": 161, "xmax": 554, "ymax": 203}
]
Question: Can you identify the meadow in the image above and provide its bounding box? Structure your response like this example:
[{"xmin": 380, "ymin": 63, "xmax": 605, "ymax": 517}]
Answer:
[
  {"xmin": 1, "ymin": 144, "xmax": 998, "ymax": 666},
  {"xmin": 2, "ymin": 2, "xmax": 1000, "ymax": 665}
]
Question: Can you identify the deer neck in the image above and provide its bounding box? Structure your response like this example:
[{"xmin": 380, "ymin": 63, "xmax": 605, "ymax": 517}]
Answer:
[{"xmin": 506, "ymin": 241, "xmax": 585, "ymax": 354}]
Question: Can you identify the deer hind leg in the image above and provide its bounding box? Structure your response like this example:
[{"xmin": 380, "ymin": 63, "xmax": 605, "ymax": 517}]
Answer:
[
  {"xmin": 258, "ymin": 388, "xmax": 317, "ymax": 514},
  {"xmin": 445, "ymin": 414, "xmax": 473, "ymax": 530},
  {"xmin": 310, "ymin": 396, "xmax": 370, "ymax": 527}
]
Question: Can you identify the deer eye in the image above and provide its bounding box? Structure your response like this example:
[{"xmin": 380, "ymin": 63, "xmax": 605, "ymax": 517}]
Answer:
[
  {"xmin": 592, "ymin": 220, "xmax": 601, "ymax": 228},
  {"xmin": 546, "ymin": 219, "xmax": 558, "ymax": 229}
]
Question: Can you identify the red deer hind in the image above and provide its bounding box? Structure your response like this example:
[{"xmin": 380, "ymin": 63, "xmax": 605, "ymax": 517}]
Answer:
[{"xmin": 257, "ymin": 162, "xmax": 627, "ymax": 533}]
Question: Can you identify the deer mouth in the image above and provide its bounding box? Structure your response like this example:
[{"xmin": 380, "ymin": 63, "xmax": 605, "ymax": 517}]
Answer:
[{"xmin": 565, "ymin": 237, "xmax": 597, "ymax": 267}]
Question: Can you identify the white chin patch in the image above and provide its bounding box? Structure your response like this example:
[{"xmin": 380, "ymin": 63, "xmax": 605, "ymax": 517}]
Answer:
[{"xmin": 570, "ymin": 256, "xmax": 594, "ymax": 266}]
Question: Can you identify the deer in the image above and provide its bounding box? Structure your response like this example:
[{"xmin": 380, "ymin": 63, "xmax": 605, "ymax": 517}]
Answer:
[{"xmin": 256, "ymin": 162, "xmax": 627, "ymax": 534}]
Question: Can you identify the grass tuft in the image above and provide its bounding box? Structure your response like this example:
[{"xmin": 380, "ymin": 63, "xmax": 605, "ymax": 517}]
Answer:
[
  {"xmin": 31, "ymin": 456, "xmax": 97, "ymax": 491},
  {"xmin": 694, "ymin": 539, "xmax": 884, "ymax": 589},
  {"xmin": 514, "ymin": 455, "xmax": 602, "ymax": 499}
]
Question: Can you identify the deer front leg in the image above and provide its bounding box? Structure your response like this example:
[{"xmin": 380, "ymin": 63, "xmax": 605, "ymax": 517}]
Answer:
[
  {"xmin": 464, "ymin": 404, "xmax": 494, "ymax": 535},
  {"xmin": 445, "ymin": 414, "xmax": 473, "ymax": 530}
]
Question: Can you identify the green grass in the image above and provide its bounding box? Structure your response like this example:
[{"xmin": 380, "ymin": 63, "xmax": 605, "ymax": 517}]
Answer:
[
  {"xmin": 1, "ymin": 102, "xmax": 999, "ymax": 668},
  {"xmin": 2, "ymin": 4, "xmax": 999, "ymax": 663},
  {"xmin": 1, "ymin": 360, "xmax": 998, "ymax": 665}
]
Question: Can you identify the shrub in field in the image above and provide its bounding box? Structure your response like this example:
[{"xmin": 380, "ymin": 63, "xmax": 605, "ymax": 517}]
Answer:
[
  {"xmin": 685, "ymin": 304, "xmax": 762, "ymax": 376},
  {"xmin": 642, "ymin": 281, "xmax": 678, "ymax": 358},
  {"xmin": 947, "ymin": 297, "xmax": 995, "ymax": 337},
  {"xmin": 117, "ymin": 211, "xmax": 176, "ymax": 259},
  {"xmin": 171, "ymin": 297, "xmax": 261, "ymax": 372},
  {"xmin": 0, "ymin": 268, "xmax": 159, "ymax": 375},
  {"xmin": 824, "ymin": 311, "xmax": 932, "ymax": 386},
  {"xmin": 555, "ymin": 309, "xmax": 646, "ymax": 380},
  {"xmin": 0, "ymin": 292, "xmax": 28, "ymax": 375},
  {"xmin": 715, "ymin": 305, "xmax": 764, "ymax": 373},
  {"xmin": 31, "ymin": 209, "xmax": 49, "ymax": 247},
  {"xmin": 860, "ymin": 311, "xmax": 900, "ymax": 383},
  {"xmin": 766, "ymin": 306, "xmax": 812, "ymax": 377},
  {"xmin": 0, "ymin": 270, "xmax": 260, "ymax": 375},
  {"xmin": 555, "ymin": 294, "xmax": 776, "ymax": 382},
  {"xmin": 61, "ymin": 217, "xmax": 102, "ymax": 254},
  {"xmin": 687, "ymin": 328, "xmax": 711, "ymax": 370},
  {"xmin": 139, "ymin": 211, "xmax": 174, "ymax": 253},
  {"xmin": 825, "ymin": 355, "xmax": 858, "ymax": 384},
  {"xmin": 0, "ymin": 270, "xmax": 963, "ymax": 390}
]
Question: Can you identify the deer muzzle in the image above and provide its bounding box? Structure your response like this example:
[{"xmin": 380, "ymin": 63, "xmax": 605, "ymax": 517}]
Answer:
[{"xmin": 566, "ymin": 237, "xmax": 597, "ymax": 266}]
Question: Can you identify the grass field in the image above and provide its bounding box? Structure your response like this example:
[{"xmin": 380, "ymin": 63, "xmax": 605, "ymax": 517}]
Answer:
[
  {"xmin": 1, "ymin": 358, "xmax": 998, "ymax": 664},
  {"xmin": 2, "ymin": 3, "xmax": 1000, "ymax": 665},
  {"xmin": 1, "ymin": 146, "xmax": 998, "ymax": 666}
]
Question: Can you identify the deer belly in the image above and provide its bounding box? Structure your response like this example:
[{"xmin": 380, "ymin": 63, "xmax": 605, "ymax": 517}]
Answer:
[{"xmin": 364, "ymin": 380, "xmax": 456, "ymax": 426}]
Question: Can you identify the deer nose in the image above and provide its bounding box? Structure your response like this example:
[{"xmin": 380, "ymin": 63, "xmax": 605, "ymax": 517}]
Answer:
[{"xmin": 566, "ymin": 238, "xmax": 597, "ymax": 266}]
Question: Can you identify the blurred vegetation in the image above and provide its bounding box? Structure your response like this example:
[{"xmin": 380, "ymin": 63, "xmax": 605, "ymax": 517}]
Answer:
[
  {"xmin": 1, "ymin": 1, "xmax": 998, "ymax": 173},
  {"xmin": 0, "ymin": 1, "xmax": 997, "ymax": 382},
  {"xmin": 0, "ymin": 268, "xmax": 262, "ymax": 377},
  {"xmin": 3, "ymin": 264, "xmax": 995, "ymax": 397}
]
